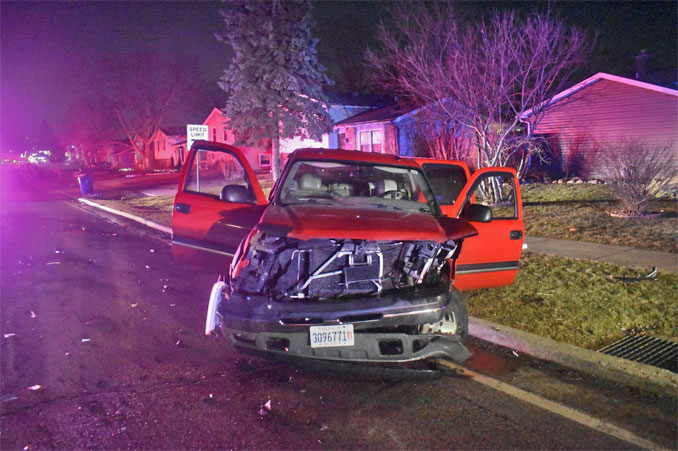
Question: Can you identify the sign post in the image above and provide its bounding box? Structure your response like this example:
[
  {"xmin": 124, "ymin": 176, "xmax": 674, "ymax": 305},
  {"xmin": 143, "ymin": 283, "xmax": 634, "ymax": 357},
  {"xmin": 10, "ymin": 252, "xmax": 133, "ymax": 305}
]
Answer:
[{"xmin": 186, "ymin": 124, "xmax": 209, "ymax": 151}]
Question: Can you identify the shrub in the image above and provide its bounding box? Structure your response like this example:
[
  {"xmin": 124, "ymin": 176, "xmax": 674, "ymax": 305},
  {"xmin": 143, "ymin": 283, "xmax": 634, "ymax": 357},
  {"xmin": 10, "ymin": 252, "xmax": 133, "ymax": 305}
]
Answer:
[{"xmin": 595, "ymin": 140, "xmax": 676, "ymax": 216}]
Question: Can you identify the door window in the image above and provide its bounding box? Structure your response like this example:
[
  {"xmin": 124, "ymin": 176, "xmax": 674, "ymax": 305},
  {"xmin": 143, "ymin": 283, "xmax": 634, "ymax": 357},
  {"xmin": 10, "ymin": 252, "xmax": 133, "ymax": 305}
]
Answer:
[
  {"xmin": 184, "ymin": 148, "xmax": 250, "ymax": 199},
  {"xmin": 422, "ymin": 163, "xmax": 468, "ymax": 205},
  {"xmin": 466, "ymin": 173, "xmax": 518, "ymax": 219}
]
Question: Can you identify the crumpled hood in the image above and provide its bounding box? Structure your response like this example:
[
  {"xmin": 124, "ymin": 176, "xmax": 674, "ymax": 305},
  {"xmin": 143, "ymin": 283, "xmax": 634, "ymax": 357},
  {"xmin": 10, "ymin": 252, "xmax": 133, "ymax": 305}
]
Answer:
[{"xmin": 258, "ymin": 204, "xmax": 477, "ymax": 242}]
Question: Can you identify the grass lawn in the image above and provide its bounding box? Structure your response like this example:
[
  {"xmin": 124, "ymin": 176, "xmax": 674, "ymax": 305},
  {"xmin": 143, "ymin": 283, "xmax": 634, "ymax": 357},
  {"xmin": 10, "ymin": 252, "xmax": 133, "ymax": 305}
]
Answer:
[
  {"xmin": 465, "ymin": 252, "xmax": 678, "ymax": 350},
  {"xmin": 521, "ymin": 183, "xmax": 678, "ymax": 253},
  {"xmin": 93, "ymin": 195, "xmax": 174, "ymax": 227}
]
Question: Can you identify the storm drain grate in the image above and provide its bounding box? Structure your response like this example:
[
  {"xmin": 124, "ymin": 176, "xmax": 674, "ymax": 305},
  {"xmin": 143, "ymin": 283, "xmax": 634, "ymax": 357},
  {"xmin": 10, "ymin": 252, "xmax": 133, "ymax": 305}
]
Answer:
[{"xmin": 598, "ymin": 335, "xmax": 677, "ymax": 373}]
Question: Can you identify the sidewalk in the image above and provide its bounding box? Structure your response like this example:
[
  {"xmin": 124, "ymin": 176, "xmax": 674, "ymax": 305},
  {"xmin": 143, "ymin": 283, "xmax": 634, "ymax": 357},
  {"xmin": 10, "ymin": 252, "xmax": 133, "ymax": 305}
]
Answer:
[{"xmin": 525, "ymin": 236, "xmax": 678, "ymax": 274}]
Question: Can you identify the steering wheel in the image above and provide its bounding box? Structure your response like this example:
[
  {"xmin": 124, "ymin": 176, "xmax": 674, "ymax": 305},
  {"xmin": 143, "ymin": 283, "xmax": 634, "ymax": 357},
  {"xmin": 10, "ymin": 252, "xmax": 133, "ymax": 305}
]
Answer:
[{"xmin": 379, "ymin": 190, "xmax": 406, "ymax": 199}]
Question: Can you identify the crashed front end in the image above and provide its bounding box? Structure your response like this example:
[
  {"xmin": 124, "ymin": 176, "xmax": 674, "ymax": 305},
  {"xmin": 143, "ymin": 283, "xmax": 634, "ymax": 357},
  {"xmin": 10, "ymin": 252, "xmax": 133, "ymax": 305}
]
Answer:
[{"xmin": 212, "ymin": 229, "xmax": 472, "ymax": 364}]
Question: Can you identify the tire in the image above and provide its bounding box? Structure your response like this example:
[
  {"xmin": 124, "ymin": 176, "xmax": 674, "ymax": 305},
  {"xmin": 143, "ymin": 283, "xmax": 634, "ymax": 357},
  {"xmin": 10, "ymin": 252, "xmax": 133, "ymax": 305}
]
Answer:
[
  {"xmin": 419, "ymin": 288, "xmax": 468, "ymax": 341},
  {"xmin": 445, "ymin": 288, "xmax": 469, "ymax": 341}
]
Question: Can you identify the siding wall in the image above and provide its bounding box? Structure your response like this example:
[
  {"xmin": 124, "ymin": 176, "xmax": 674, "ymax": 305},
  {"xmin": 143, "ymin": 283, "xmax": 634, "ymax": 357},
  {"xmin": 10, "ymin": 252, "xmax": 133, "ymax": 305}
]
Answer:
[
  {"xmin": 533, "ymin": 79, "xmax": 678, "ymax": 177},
  {"xmin": 336, "ymin": 123, "xmax": 398, "ymax": 154}
]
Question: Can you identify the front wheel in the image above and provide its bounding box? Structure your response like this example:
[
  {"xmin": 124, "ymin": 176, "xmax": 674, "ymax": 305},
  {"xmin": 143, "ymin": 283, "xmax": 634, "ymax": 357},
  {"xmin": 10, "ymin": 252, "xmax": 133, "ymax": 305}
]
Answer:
[{"xmin": 418, "ymin": 289, "xmax": 468, "ymax": 341}]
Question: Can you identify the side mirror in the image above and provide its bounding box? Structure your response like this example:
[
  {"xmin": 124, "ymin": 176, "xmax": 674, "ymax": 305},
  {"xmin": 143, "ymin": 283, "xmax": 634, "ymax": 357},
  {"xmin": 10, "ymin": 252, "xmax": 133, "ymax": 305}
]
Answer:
[
  {"xmin": 461, "ymin": 203, "xmax": 492, "ymax": 223},
  {"xmin": 220, "ymin": 184, "xmax": 254, "ymax": 203}
]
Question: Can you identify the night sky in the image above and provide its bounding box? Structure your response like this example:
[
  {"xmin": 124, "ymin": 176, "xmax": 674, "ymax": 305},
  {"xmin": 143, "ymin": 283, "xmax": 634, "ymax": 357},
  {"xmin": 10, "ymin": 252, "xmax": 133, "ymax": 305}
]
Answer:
[{"xmin": 1, "ymin": 1, "xmax": 676, "ymax": 153}]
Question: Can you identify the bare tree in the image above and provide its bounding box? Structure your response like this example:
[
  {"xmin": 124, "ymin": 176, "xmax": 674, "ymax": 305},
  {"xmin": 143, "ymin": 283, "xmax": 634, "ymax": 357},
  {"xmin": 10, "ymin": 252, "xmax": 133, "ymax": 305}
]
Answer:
[
  {"xmin": 62, "ymin": 97, "xmax": 118, "ymax": 167},
  {"xmin": 403, "ymin": 103, "xmax": 474, "ymax": 163},
  {"xmin": 368, "ymin": 4, "xmax": 590, "ymax": 179},
  {"xmin": 98, "ymin": 51, "xmax": 197, "ymax": 171}
]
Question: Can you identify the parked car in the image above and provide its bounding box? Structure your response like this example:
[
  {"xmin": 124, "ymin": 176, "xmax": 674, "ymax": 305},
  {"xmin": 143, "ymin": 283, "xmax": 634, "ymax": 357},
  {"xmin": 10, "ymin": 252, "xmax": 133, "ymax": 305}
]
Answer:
[{"xmin": 171, "ymin": 141, "xmax": 523, "ymax": 365}]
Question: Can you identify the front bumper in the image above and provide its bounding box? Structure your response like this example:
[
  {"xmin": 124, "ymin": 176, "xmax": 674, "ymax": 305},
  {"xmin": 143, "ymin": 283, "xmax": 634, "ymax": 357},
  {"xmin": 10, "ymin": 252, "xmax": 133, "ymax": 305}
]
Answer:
[{"xmin": 216, "ymin": 284, "xmax": 471, "ymax": 364}]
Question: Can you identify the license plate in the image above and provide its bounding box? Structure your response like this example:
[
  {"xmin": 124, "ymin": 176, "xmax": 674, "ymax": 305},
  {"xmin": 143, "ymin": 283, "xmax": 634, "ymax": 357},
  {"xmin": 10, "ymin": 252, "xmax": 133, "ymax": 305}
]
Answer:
[{"xmin": 309, "ymin": 324, "xmax": 354, "ymax": 348}]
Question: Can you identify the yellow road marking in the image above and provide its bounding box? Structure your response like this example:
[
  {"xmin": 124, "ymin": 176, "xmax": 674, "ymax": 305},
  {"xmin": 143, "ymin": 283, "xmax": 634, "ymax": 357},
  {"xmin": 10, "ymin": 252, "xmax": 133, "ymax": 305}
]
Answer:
[{"xmin": 436, "ymin": 359, "xmax": 667, "ymax": 450}]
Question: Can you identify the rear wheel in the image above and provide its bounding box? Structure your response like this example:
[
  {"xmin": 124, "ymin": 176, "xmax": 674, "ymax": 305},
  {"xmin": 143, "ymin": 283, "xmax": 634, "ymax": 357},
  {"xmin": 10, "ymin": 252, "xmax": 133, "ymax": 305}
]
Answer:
[{"xmin": 419, "ymin": 289, "xmax": 468, "ymax": 340}]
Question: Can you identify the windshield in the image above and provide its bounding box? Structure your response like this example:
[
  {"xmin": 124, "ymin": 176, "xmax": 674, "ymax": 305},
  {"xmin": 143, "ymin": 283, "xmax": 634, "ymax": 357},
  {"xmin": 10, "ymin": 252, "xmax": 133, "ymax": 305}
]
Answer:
[{"xmin": 276, "ymin": 160, "xmax": 440, "ymax": 215}]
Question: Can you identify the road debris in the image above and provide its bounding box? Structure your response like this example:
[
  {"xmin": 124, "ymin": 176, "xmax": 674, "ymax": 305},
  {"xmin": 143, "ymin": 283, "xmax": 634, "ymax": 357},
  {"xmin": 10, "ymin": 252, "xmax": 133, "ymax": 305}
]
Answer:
[
  {"xmin": 30, "ymin": 311, "xmax": 36, "ymax": 318},
  {"xmin": 320, "ymin": 425, "xmax": 329, "ymax": 432},
  {"xmin": 2, "ymin": 395, "xmax": 18, "ymax": 403},
  {"xmin": 170, "ymin": 304, "xmax": 176, "ymax": 307},
  {"xmin": 46, "ymin": 262, "xmax": 61, "ymax": 265},
  {"xmin": 3, "ymin": 333, "xmax": 16, "ymax": 338},
  {"xmin": 81, "ymin": 338, "xmax": 91, "ymax": 343},
  {"xmin": 512, "ymin": 350, "xmax": 520, "ymax": 358},
  {"xmin": 614, "ymin": 266, "xmax": 658, "ymax": 283},
  {"xmin": 54, "ymin": 248, "xmax": 64, "ymax": 254},
  {"xmin": 150, "ymin": 249, "xmax": 155, "ymax": 253},
  {"xmin": 27, "ymin": 385, "xmax": 42, "ymax": 391},
  {"xmin": 175, "ymin": 340, "xmax": 181, "ymax": 346},
  {"xmin": 258, "ymin": 399, "xmax": 272, "ymax": 417},
  {"xmin": 130, "ymin": 303, "xmax": 138, "ymax": 308},
  {"xmin": 145, "ymin": 265, "xmax": 150, "ymax": 269}
]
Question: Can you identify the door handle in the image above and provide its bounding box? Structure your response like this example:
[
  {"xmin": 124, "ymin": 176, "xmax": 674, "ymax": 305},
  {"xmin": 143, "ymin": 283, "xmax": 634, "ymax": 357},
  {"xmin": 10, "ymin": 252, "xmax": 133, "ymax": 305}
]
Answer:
[
  {"xmin": 175, "ymin": 203, "xmax": 191, "ymax": 214},
  {"xmin": 510, "ymin": 230, "xmax": 523, "ymax": 240}
]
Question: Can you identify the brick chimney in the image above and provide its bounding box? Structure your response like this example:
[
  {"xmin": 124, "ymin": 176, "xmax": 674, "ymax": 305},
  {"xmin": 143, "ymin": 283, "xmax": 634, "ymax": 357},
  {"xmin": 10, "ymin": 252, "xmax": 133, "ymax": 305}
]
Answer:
[{"xmin": 634, "ymin": 49, "xmax": 651, "ymax": 80}]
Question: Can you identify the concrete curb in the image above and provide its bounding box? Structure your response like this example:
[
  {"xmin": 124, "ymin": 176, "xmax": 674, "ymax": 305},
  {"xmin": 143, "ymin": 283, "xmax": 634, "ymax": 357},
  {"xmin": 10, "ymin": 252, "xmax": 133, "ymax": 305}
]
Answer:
[
  {"xmin": 78, "ymin": 198, "xmax": 172, "ymax": 235},
  {"xmin": 470, "ymin": 316, "xmax": 678, "ymax": 398},
  {"xmin": 76, "ymin": 197, "xmax": 678, "ymax": 398}
]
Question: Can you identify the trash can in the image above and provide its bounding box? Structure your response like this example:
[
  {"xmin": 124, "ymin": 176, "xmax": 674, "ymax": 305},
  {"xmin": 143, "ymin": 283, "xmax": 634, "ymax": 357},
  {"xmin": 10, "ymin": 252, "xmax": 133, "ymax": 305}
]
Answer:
[{"xmin": 77, "ymin": 174, "xmax": 93, "ymax": 196}]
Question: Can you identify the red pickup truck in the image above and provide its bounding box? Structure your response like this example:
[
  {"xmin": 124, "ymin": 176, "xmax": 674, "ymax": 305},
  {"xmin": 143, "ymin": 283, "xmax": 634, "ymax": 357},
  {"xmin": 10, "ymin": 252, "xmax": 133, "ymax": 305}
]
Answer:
[{"xmin": 172, "ymin": 142, "xmax": 523, "ymax": 365}]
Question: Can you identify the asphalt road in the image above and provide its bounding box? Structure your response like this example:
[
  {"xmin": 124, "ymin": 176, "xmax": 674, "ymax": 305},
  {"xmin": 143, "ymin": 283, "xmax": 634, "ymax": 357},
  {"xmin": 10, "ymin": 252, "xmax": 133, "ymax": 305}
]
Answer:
[{"xmin": 1, "ymin": 165, "xmax": 675, "ymax": 449}]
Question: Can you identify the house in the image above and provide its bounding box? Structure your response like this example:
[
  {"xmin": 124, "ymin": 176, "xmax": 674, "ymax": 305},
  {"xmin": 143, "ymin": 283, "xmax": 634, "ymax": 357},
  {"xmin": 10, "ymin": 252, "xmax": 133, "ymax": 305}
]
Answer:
[
  {"xmin": 96, "ymin": 141, "xmax": 133, "ymax": 169},
  {"xmin": 202, "ymin": 107, "xmax": 272, "ymax": 172},
  {"xmin": 333, "ymin": 104, "xmax": 404, "ymax": 154},
  {"xmin": 145, "ymin": 127, "xmax": 186, "ymax": 169},
  {"xmin": 277, "ymin": 92, "xmax": 383, "ymax": 164},
  {"xmin": 334, "ymin": 102, "xmax": 476, "ymax": 164},
  {"xmin": 201, "ymin": 94, "xmax": 383, "ymax": 170},
  {"xmin": 521, "ymin": 72, "xmax": 678, "ymax": 178}
]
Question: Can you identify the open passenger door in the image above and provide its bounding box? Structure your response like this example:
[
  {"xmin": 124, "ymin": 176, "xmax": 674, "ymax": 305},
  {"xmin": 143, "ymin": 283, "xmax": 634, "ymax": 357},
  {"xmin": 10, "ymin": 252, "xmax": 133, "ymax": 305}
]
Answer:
[
  {"xmin": 171, "ymin": 141, "xmax": 268, "ymax": 269},
  {"xmin": 450, "ymin": 168, "xmax": 524, "ymax": 290},
  {"xmin": 419, "ymin": 160, "xmax": 523, "ymax": 290}
]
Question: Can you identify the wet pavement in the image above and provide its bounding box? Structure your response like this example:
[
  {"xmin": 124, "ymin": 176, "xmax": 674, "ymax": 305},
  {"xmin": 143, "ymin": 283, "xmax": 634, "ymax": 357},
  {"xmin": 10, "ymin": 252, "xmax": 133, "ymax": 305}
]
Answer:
[{"xmin": 1, "ymin": 164, "xmax": 676, "ymax": 449}]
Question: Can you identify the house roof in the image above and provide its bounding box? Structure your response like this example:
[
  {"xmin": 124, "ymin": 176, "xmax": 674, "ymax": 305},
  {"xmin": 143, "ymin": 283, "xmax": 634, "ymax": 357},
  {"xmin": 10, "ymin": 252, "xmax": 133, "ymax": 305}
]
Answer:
[
  {"xmin": 522, "ymin": 72, "xmax": 678, "ymax": 120},
  {"xmin": 161, "ymin": 126, "xmax": 187, "ymax": 137},
  {"xmin": 325, "ymin": 92, "xmax": 390, "ymax": 108},
  {"xmin": 203, "ymin": 107, "xmax": 227, "ymax": 126},
  {"xmin": 334, "ymin": 104, "xmax": 408, "ymax": 126}
]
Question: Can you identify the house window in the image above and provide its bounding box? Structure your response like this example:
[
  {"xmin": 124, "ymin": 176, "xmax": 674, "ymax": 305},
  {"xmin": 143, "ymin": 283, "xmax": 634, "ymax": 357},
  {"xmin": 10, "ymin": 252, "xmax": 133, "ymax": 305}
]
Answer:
[
  {"xmin": 212, "ymin": 128, "xmax": 217, "ymax": 141},
  {"xmin": 359, "ymin": 130, "xmax": 383, "ymax": 153},
  {"xmin": 259, "ymin": 154, "xmax": 271, "ymax": 167}
]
